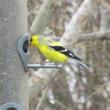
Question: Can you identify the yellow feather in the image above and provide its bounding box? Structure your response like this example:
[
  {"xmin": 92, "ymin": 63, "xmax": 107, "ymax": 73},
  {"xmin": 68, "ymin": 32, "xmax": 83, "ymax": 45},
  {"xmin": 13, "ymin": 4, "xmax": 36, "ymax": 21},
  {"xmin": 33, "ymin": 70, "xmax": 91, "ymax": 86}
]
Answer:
[{"xmin": 31, "ymin": 35, "xmax": 68, "ymax": 63}]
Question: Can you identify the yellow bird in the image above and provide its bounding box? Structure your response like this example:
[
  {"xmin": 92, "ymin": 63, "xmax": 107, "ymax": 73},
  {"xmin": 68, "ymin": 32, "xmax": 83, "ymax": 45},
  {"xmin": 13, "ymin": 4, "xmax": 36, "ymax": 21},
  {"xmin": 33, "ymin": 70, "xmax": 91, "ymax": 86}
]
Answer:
[{"xmin": 30, "ymin": 34, "xmax": 89, "ymax": 68}]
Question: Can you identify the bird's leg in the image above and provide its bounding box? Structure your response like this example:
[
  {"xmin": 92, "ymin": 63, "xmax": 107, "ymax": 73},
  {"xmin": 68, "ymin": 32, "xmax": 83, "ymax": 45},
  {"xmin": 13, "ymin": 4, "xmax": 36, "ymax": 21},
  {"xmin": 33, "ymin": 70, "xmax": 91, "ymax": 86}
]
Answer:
[
  {"xmin": 40, "ymin": 55, "xmax": 46, "ymax": 64},
  {"xmin": 39, "ymin": 55, "xmax": 54, "ymax": 66},
  {"xmin": 44, "ymin": 59, "xmax": 50, "ymax": 63}
]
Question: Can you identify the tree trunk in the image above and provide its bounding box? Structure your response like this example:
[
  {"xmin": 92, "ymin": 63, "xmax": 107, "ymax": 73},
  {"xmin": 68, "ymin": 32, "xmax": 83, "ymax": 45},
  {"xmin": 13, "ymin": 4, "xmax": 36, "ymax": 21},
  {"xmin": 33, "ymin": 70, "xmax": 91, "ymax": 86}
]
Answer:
[{"xmin": 0, "ymin": 0, "xmax": 29, "ymax": 110}]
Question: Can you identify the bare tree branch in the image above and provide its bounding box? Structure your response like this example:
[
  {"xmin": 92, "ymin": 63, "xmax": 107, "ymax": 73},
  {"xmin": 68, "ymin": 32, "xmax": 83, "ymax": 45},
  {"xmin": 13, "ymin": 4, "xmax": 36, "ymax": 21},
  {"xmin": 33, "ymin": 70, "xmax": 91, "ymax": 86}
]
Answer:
[
  {"xmin": 78, "ymin": 30, "xmax": 110, "ymax": 43},
  {"xmin": 30, "ymin": 0, "xmax": 54, "ymax": 35},
  {"xmin": 61, "ymin": 0, "xmax": 100, "ymax": 47},
  {"xmin": 35, "ymin": 86, "xmax": 48, "ymax": 110},
  {"xmin": 85, "ymin": 83, "xmax": 107, "ymax": 102},
  {"xmin": 100, "ymin": 0, "xmax": 108, "ymax": 30},
  {"xmin": 75, "ymin": 1, "xmax": 110, "ymax": 45}
]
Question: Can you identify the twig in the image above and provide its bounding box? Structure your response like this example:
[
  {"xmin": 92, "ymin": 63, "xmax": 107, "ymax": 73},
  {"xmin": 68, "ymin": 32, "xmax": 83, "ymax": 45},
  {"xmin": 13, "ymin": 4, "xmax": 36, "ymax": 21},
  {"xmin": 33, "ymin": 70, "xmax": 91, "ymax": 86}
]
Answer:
[
  {"xmin": 30, "ymin": 0, "xmax": 54, "ymax": 35},
  {"xmin": 54, "ymin": 100, "xmax": 69, "ymax": 110},
  {"xmin": 78, "ymin": 30, "xmax": 110, "ymax": 43},
  {"xmin": 60, "ymin": 0, "xmax": 100, "ymax": 47},
  {"xmin": 85, "ymin": 82, "xmax": 107, "ymax": 102},
  {"xmin": 35, "ymin": 86, "xmax": 49, "ymax": 110}
]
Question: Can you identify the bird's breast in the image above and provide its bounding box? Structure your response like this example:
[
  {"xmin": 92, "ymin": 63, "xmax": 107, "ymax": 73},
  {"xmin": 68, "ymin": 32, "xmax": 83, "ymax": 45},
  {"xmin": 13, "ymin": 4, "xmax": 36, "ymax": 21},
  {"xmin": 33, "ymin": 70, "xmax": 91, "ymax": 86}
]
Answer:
[{"xmin": 39, "ymin": 45, "xmax": 68, "ymax": 63}]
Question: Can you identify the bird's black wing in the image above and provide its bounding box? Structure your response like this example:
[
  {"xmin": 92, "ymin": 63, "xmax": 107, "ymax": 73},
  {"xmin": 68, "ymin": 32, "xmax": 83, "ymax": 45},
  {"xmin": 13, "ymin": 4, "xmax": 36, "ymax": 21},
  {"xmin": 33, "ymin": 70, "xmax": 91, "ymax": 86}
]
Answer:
[{"xmin": 49, "ymin": 45, "xmax": 82, "ymax": 61}]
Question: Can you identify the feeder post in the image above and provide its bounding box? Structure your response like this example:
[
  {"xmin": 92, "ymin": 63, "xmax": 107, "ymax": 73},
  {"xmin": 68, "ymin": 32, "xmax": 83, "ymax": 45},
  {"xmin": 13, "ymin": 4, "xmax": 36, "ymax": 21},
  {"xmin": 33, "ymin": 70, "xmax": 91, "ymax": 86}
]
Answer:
[{"xmin": 0, "ymin": 0, "xmax": 29, "ymax": 110}]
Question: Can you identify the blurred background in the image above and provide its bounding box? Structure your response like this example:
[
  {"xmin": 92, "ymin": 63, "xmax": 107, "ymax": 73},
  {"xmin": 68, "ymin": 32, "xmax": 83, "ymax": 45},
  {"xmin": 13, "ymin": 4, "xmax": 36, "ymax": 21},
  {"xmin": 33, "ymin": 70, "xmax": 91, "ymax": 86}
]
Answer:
[{"xmin": 27, "ymin": 0, "xmax": 110, "ymax": 110}]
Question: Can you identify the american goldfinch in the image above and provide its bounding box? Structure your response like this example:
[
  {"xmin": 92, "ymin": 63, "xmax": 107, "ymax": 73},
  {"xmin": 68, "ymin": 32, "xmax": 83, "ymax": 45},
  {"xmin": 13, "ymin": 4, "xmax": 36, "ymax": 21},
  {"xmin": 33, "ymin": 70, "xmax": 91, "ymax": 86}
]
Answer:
[{"xmin": 30, "ymin": 35, "xmax": 88, "ymax": 69}]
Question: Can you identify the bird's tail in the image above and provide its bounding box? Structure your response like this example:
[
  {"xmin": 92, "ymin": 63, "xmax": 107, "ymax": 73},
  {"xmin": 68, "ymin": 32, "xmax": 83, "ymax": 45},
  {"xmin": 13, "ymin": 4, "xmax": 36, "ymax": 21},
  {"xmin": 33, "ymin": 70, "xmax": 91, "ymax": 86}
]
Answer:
[
  {"xmin": 73, "ymin": 55, "xmax": 82, "ymax": 61},
  {"xmin": 68, "ymin": 58, "xmax": 89, "ymax": 70}
]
